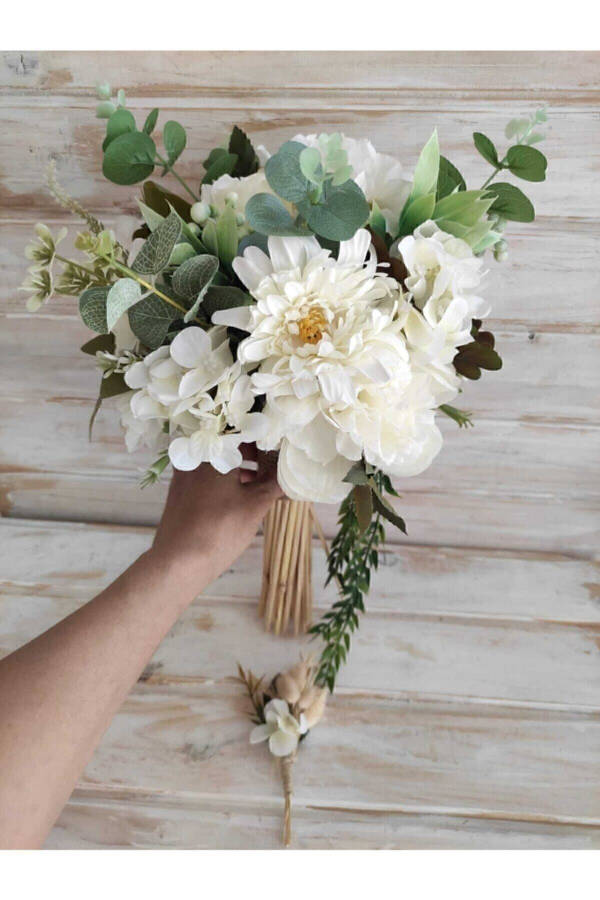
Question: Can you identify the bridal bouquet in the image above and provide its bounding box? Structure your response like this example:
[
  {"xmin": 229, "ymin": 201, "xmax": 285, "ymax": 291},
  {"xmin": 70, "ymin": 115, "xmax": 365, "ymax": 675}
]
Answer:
[{"xmin": 22, "ymin": 85, "xmax": 549, "ymax": 842}]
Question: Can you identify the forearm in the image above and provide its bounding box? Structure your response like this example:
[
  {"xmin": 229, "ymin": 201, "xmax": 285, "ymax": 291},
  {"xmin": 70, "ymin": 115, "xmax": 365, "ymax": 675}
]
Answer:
[{"xmin": 0, "ymin": 547, "xmax": 203, "ymax": 849}]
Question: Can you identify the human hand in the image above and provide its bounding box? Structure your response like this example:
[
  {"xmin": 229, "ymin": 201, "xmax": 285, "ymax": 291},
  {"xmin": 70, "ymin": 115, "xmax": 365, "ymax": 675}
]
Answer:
[{"xmin": 149, "ymin": 446, "xmax": 283, "ymax": 594}]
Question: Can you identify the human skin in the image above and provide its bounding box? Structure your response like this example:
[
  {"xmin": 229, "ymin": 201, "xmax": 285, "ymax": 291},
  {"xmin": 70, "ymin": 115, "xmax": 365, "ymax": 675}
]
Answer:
[{"xmin": 0, "ymin": 451, "xmax": 281, "ymax": 848}]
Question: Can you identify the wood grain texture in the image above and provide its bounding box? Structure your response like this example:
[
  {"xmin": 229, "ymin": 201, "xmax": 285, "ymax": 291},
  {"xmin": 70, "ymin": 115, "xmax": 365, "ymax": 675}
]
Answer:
[{"xmin": 1, "ymin": 51, "xmax": 598, "ymax": 848}]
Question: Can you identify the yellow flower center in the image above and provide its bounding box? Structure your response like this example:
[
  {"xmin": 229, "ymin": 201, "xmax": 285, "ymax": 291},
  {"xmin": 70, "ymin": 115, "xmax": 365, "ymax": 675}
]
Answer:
[{"xmin": 298, "ymin": 306, "xmax": 327, "ymax": 345}]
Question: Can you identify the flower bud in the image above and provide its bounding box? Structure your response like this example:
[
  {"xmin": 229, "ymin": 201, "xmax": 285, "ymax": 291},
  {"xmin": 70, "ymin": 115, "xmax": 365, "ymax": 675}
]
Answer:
[
  {"xmin": 186, "ymin": 222, "xmax": 201, "ymax": 236},
  {"xmin": 191, "ymin": 201, "xmax": 211, "ymax": 225},
  {"xmin": 275, "ymin": 673, "xmax": 301, "ymax": 705},
  {"xmin": 235, "ymin": 212, "xmax": 245, "ymax": 226},
  {"xmin": 225, "ymin": 191, "xmax": 239, "ymax": 207},
  {"xmin": 96, "ymin": 82, "xmax": 111, "ymax": 100}
]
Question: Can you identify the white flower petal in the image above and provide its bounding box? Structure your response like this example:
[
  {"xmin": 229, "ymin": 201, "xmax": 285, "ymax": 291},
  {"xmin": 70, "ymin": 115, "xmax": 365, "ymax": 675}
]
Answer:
[
  {"xmin": 277, "ymin": 441, "xmax": 350, "ymax": 503},
  {"xmin": 250, "ymin": 723, "xmax": 275, "ymax": 744},
  {"xmin": 211, "ymin": 306, "xmax": 253, "ymax": 331},
  {"xmin": 268, "ymin": 729, "xmax": 299, "ymax": 757},
  {"xmin": 170, "ymin": 327, "xmax": 211, "ymax": 368},
  {"xmin": 232, "ymin": 246, "xmax": 272, "ymax": 292},
  {"xmin": 168, "ymin": 436, "xmax": 200, "ymax": 471},
  {"xmin": 267, "ymin": 235, "xmax": 321, "ymax": 272}
]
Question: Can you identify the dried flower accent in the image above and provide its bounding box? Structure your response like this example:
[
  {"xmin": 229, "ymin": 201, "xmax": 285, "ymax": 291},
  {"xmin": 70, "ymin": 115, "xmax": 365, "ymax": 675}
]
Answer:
[
  {"xmin": 20, "ymin": 266, "xmax": 54, "ymax": 312},
  {"xmin": 24, "ymin": 223, "xmax": 67, "ymax": 269},
  {"xmin": 237, "ymin": 655, "xmax": 327, "ymax": 846}
]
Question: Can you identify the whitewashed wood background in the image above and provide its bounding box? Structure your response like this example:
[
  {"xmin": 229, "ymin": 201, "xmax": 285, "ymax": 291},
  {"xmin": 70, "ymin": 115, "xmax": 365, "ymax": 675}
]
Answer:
[{"xmin": 1, "ymin": 51, "xmax": 599, "ymax": 849}]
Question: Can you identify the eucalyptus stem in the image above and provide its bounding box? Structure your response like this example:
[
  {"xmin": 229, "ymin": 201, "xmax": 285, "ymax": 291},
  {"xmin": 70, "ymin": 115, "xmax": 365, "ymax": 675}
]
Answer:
[{"xmin": 155, "ymin": 153, "xmax": 199, "ymax": 202}]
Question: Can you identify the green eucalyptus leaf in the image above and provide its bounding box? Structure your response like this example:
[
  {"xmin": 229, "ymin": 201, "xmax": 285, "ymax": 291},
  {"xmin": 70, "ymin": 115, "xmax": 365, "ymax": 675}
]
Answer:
[
  {"xmin": 265, "ymin": 141, "xmax": 310, "ymax": 204},
  {"xmin": 202, "ymin": 151, "xmax": 238, "ymax": 185},
  {"xmin": 436, "ymin": 156, "xmax": 466, "ymax": 200},
  {"xmin": 343, "ymin": 461, "xmax": 371, "ymax": 485},
  {"xmin": 216, "ymin": 205, "xmax": 239, "ymax": 265},
  {"xmin": 299, "ymin": 147, "xmax": 323, "ymax": 184},
  {"xmin": 103, "ymin": 108, "xmax": 136, "ymax": 151},
  {"xmin": 228, "ymin": 126, "xmax": 259, "ymax": 178},
  {"xmin": 371, "ymin": 489, "xmax": 407, "ymax": 534},
  {"xmin": 299, "ymin": 180, "xmax": 369, "ymax": 241},
  {"xmin": 163, "ymin": 120, "xmax": 187, "ymax": 166},
  {"xmin": 410, "ymin": 130, "xmax": 439, "ymax": 201},
  {"xmin": 102, "ymin": 131, "xmax": 156, "ymax": 185},
  {"xmin": 172, "ymin": 254, "xmax": 219, "ymax": 301},
  {"xmin": 202, "ymin": 285, "xmax": 253, "ymax": 320},
  {"xmin": 246, "ymin": 193, "xmax": 309, "ymax": 236},
  {"xmin": 128, "ymin": 293, "xmax": 181, "ymax": 349},
  {"xmin": 505, "ymin": 118, "xmax": 529, "ymax": 140},
  {"xmin": 505, "ymin": 144, "xmax": 547, "ymax": 182},
  {"xmin": 143, "ymin": 108, "xmax": 159, "ymax": 135},
  {"xmin": 106, "ymin": 278, "xmax": 142, "ymax": 331},
  {"xmin": 137, "ymin": 199, "xmax": 165, "ymax": 232},
  {"xmin": 237, "ymin": 232, "xmax": 269, "ymax": 255},
  {"xmin": 487, "ymin": 182, "xmax": 535, "ymax": 222},
  {"xmin": 131, "ymin": 210, "xmax": 181, "ymax": 275},
  {"xmin": 473, "ymin": 132, "xmax": 499, "ymax": 167},
  {"xmin": 79, "ymin": 285, "xmax": 109, "ymax": 333}
]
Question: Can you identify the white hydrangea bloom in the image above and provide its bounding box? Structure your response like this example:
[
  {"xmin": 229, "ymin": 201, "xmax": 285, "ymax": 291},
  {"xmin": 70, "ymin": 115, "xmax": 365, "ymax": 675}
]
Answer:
[{"xmin": 293, "ymin": 134, "xmax": 411, "ymax": 234}]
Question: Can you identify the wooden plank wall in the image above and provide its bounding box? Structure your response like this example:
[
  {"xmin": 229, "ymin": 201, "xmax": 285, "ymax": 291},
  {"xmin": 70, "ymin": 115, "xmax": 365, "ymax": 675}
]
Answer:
[{"xmin": 0, "ymin": 51, "xmax": 599, "ymax": 848}]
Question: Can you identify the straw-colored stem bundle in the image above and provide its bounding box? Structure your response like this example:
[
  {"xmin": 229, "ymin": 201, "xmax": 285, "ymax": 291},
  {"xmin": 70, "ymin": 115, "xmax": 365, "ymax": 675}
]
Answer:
[{"xmin": 260, "ymin": 498, "xmax": 313, "ymax": 635}]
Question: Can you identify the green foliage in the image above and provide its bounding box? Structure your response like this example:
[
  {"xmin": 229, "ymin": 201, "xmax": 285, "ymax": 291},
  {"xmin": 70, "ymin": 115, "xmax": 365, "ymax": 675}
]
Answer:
[
  {"xmin": 505, "ymin": 144, "xmax": 547, "ymax": 182},
  {"xmin": 163, "ymin": 121, "xmax": 187, "ymax": 167},
  {"xmin": 202, "ymin": 285, "xmax": 252, "ymax": 320},
  {"xmin": 310, "ymin": 472, "xmax": 398, "ymax": 693},
  {"xmin": 88, "ymin": 371, "xmax": 129, "ymax": 439},
  {"xmin": 228, "ymin": 126, "xmax": 260, "ymax": 178},
  {"xmin": 454, "ymin": 320, "xmax": 502, "ymax": 379},
  {"xmin": 103, "ymin": 108, "xmax": 136, "ymax": 151},
  {"xmin": 131, "ymin": 211, "xmax": 181, "ymax": 274},
  {"xmin": 439, "ymin": 404, "xmax": 474, "ymax": 428},
  {"xmin": 397, "ymin": 193, "xmax": 436, "ymax": 236},
  {"xmin": 368, "ymin": 201, "xmax": 387, "ymax": 240},
  {"xmin": 79, "ymin": 285, "xmax": 109, "ymax": 333},
  {"xmin": 245, "ymin": 193, "xmax": 308, "ymax": 236},
  {"xmin": 143, "ymin": 108, "xmax": 159, "ymax": 135},
  {"xmin": 298, "ymin": 135, "xmax": 353, "ymax": 190},
  {"xmin": 106, "ymin": 278, "xmax": 141, "ymax": 331},
  {"xmin": 353, "ymin": 484, "xmax": 373, "ymax": 533},
  {"xmin": 473, "ymin": 132, "xmax": 499, "ymax": 167},
  {"xmin": 172, "ymin": 254, "xmax": 219, "ymax": 301},
  {"xmin": 141, "ymin": 180, "xmax": 192, "ymax": 223},
  {"xmin": 436, "ymin": 156, "xmax": 466, "ymax": 200},
  {"xmin": 80, "ymin": 333, "xmax": 115, "ymax": 355},
  {"xmin": 128, "ymin": 292, "xmax": 181, "ymax": 349},
  {"xmin": 202, "ymin": 150, "xmax": 238, "ymax": 185},
  {"xmin": 103, "ymin": 131, "xmax": 156, "ymax": 185},
  {"xmin": 215, "ymin": 205, "xmax": 239, "ymax": 266},
  {"xmin": 140, "ymin": 453, "xmax": 170, "ymax": 488},
  {"xmin": 486, "ymin": 182, "xmax": 535, "ymax": 222},
  {"xmin": 409, "ymin": 130, "xmax": 440, "ymax": 201},
  {"xmin": 265, "ymin": 141, "xmax": 310, "ymax": 204},
  {"xmin": 297, "ymin": 180, "xmax": 369, "ymax": 241}
]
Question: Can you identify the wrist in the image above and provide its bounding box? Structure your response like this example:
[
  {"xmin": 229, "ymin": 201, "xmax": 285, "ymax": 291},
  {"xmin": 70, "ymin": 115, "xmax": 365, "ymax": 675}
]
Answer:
[{"xmin": 140, "ymin": 545, "xmax": 212, "ymax": 609}]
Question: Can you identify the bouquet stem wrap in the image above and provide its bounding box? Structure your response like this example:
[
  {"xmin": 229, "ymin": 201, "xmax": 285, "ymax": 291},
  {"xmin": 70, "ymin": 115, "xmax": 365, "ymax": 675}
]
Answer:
[{"xmin": 260, "ymin": 499, "xmax": 313, "ymax": 635}]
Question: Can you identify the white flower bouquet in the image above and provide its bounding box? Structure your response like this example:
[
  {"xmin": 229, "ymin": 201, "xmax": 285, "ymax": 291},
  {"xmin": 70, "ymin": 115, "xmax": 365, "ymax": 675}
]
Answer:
[{"xmin": 22, "ymin": 87, "xmax": 549, "ymax": 842}]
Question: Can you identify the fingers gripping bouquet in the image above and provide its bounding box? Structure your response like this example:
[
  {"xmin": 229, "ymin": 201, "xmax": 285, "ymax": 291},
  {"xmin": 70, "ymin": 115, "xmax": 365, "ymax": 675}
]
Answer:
[{"xmin": 23, "ymin": 86, "xmax": 549, "ymax": 842}]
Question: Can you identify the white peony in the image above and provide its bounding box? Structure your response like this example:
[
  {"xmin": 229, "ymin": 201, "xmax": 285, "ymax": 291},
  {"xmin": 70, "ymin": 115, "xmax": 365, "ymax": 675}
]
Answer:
[
  {"xmin": 199, "ymin": 170, "xmax": 275, "ymax": 224},
  {"xmin": 214, "ymin": 229, "xmax": 443, "ymax": 502},
  {"xmin": 250, "ymin": 699, "xmax": 307, "ymax": 757},
  {"xmin": 293, "ymin": 134, "xmax": 411, "ymax": 234}
]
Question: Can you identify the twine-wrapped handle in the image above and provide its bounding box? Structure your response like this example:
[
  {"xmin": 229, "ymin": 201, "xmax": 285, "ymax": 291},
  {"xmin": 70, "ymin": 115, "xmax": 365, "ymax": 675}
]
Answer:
[{"xmin": 280, "ymin": 752, "xmax": 296, "ymax": 847}]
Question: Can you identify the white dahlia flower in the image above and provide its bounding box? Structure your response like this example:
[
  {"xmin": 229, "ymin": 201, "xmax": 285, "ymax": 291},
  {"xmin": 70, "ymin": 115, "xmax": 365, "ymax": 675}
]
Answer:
[
  {"xmin": 293, "ymin": 134, "xmax": 411, "ymax": 234},
  {"xmin": 214, "ymin": 229, "xmax": 443, "ymax": 502}
]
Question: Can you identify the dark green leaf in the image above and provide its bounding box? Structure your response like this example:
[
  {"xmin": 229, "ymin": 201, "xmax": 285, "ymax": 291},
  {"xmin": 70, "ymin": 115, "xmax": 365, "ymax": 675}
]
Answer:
[
  {"xmin": 143, "ymin": 108, "xmax": 159, "ymax": 135},
  {"xmin": 486, "ymin": 182, "xmax": 535, "ymax": 222},
  {"xmin": 473, "ymin": 132, "xmax": 499, "ymax": 167},
  {"xmin": 102, "ymin": 131, "xmax": 156, "ymax": 185},
  {"xmin": 100, "ymin": 371, "xmax": 128, "ymax": 399},
  {"xmin": 202, "ymin": 151, "xmax": 238, "ymax": 185},
  {"xmin": 131, "ymin": 210, "xmax": 181, "ymax": 275},
  {"xmin": 343, "ymin": 460, "xmax": 371, "ymax": 485},
  {"xmin": 237, "ymin": 232, "xmax": 269, "ymax": 256},
  {"xmin": 202, "ymin": 286, "xmax": 252, "ymax": 320},
  {"xmin": 505, "ymin": 144, "xmax": 547, "ymax": 182},
  {"xmin": 141, "ymin": 180, "xmax": 192, "ymax": 222},
  {"xmin": 265, "ymin": 141, "xmax": 310, "ymax": 204},
  {"xmin": 354, "ymin": 484, "xmax": 373, "ymax": 533},
  {"xmin": 246, "ymin": 193, "xmax": 309, "ymax": 236},
  {"xmin": 163, "ymin": 120, "xmax": 186, "ymax": 166},
  {"xmin": 80, "ymin": 333, "xmax": 115, "ymax": 355},
  {"xmin": 436, "ymin": 155, "xmax": 466, "ymax": 200},
  {"xmin": 128, "ymin": 293, "xmax": 181, "ymax": 349},
  {"xmin": 228, "ymin": 125, "xmax": 259, "ymax": 178},
  {"xmin": 103, "ymin": 108, "xmax": 136, "ymax": 151},
  {"xmin": 172, "ymin": 254, "xmax": 219, "ymax": 301},
  {"xmin": 79, "ymin": 285, "xmax": 109, "ymax": 333},
  {"xmin": 372, "ymin": 490, "xmax": 407, "ymax": 534}
]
